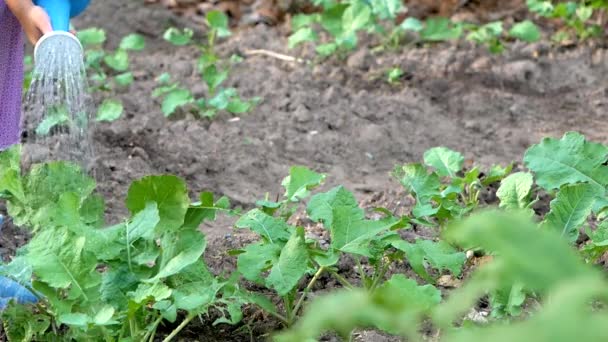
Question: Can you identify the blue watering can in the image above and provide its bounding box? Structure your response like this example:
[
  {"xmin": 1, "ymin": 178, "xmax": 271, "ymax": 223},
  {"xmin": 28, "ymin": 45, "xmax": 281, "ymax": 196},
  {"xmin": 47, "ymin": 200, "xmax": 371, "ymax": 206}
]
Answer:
[{"xmin": 33, "ymin": 0, "xmax": 91, "ymax": 32}]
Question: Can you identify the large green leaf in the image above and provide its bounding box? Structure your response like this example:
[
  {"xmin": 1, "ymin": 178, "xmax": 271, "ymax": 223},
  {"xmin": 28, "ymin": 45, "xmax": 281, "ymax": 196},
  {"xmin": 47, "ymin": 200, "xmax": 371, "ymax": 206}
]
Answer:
[
  {"xmin": 237, "ymin": 242, "xmax": 282, "ymax": 284},
  {"xmin": 523, "ymin": 132, "xmax": 608, "ymax": 192},
  {"xmin": 308, "ymin": 186, "xmax": 358, "ymax": 227},
  {"xmin": 541, "ymin": 183, "xmax": 600, "ymax": 243},
  {"xmin": 496, "ymin": 172, "xmax": 534, "ymax": 211},
  {"xmin": 126, "ymin": 175, "xmax": 190, "ymax": 231},
  {"xmin": 392, "ymin": 239, "xmax": 466, "ymax": 283},
  {"xmin": 235, "ymin": 209, "xmax": 292, "ymax": 243},
  {"xmin": 151, "ymin": 230, "xmax": 207, "ymax": 280},
  {"xmin": 423, "ymin": 147, "xmax": 464, "ymax": 178},
  {"xmin": 330, "ymin": 205, "xmax": 398, "ymax": 257},
  {"xmin": 393, "ymin": 163, "xmax": 440, "ymax": 203},
  {"xmin": 27, "ymin": 228, "xmax": 101, "ymax": 301},
  {"xmin": 266, "ymin": 227, "xmax": 309, "ymax": 296},
  {"xmin": 126, "ymin": 202, "xmax": 160, "ymax": 242}
]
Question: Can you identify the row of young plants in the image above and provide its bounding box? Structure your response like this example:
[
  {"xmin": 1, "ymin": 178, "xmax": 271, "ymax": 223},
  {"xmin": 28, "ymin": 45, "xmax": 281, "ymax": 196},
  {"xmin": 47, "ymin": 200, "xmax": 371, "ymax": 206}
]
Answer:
[
  {"xmin": 22, "ymin": 10, "xmax": 257, "ymax": 129},
  {"xmin": 1, "ymin": 131, "xmax": 608, "ymax": 340},
  {"xmin": 289, "ymin": 0, "xmax": 608, "ymax": 57}
]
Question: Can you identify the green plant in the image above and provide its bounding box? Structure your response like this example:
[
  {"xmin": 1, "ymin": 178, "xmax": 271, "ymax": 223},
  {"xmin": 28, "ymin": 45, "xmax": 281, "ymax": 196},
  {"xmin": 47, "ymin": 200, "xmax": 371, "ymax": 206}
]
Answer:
[
  {"xmin": 156, "ymin": 11, "xmax": 259, "ymax": 118},
  {"xmin": 233, "ymin": 165, "xmax": 467, "ymax": 327},
  {"xmin": 0, "ymin": 146, "xmax": 247, "ymax": 341},
  {"xmin": 393, "ymin": 146, "xmax": 512, "ymax": 227},
  {"xmin": 275, "ymin": 209, "xmax": 608, "ymax": 341},
  {"xmin": 77, "ymin": 28, "xmax": 146, "ymax": 122},
  {"xmin": 289, "ymin": 0, "xmax": 408, "ymax": 57},
  {"xmin": 527, "ymin": 0, "xmax": 604, "ymax": 42}
]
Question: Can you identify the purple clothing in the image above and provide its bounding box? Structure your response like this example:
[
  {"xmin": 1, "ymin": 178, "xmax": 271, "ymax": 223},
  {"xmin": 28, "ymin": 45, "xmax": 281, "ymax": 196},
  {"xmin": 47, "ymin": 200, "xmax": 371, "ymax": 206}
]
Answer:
[{"xmin": 0, "ymin": 0, "xmax": 24, "ymax": 151}]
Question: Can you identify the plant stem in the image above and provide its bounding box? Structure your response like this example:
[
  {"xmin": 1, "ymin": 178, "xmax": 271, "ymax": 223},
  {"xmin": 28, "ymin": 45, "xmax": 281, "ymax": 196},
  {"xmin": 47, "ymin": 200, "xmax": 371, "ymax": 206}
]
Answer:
[
  {"xmin": 355, "ymin": 257, "xmax": 368, "ymax": 289},
  {"xmin": 283, "ymin": 296, "xmax": 294, "ymax": 325},
  {"xmin": 370, "ymin": 262, "xmax": 390, "ymax": 292},
  {"xmin": 143, "ymin": 315, "xmax": 163, "ymax": 342},
  {"xmin": 328, "ymin": 269, "xmax": 354, "ymax": 289},
  {"xmin": 162, "ymin": 313, "xmax": 195, "ymax": 342},
  {"xmin": 292, "ymin": 267, "xmax": 326, "ymax": 321}
]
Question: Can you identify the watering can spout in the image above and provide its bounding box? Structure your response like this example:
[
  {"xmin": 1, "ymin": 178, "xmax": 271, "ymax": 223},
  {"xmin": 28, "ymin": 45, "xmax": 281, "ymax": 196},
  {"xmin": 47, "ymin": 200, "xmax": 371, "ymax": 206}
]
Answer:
[
  {"xmin": 32, "ymin": 0, "xmax": 91, "ymax": 62},
  {"xmin": 33, "ymin": 0, "xmax": 91, "ymax": 32}
]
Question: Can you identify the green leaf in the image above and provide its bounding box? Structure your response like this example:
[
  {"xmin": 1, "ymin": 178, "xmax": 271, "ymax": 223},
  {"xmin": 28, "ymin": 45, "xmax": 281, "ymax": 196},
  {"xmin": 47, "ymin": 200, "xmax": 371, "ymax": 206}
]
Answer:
[
  {"xmin": 393, "ymin": 163, "xmax": 440, "ymax": 204},
  {"xmin": 58, "ymin": 313, "xmax": 90, "ymax": 327},
  {"xmin": 266, "ymin": 227, "xmax": 309, "ymax": 296},
  {"xmin": 153, "ymin": 300, "xmax": 177, "ymax": 322},
  {"xmin": 316, "ymin": 43, "xmax": 338, "ymax": 56},
  {"xmin": 392, "ymin": 239, "xmax": 466, "ymax": 283},
  {"xmin": 331, "ymin": 205, "xmax": 398, "ymax": 256},
  {"xmin": 491, "ymin": 282, "xmax": 526, "ymax": 318},
  {"xmin": 114, "ymin": 72, "xmax": 134, "ymax": 87},
  {"xmin": 523, "ymin": 132, "xmax": 608, "ymax": 192},
  {"xmin": 93, "ymin": 305, "xmax": 116, "ymax": 325},
  {"xmin": 156, "ymin": 72, "xmax": 172, "ymax": 85},
  {"xmin": 423, "ymin": 147, "xmax": 464, "ymax": 178},
  {"xmin": 541, "ymin": 183, "xmax": 600, "ymax": 243},
  {"xmin": 509, "ymin": 20, "xmax": 541, "ymax": 42},
  {"xmin": 308, "ymin": 186, "xmax": 358, "ymax": 227},
  {"xmin": 76, "ymin": 28, "xmax": 106, "ymax": 46},
  {"xmin": 226, "ymin": 98, "xmax": 253, "ymax": 114},
  {"xmin": 103, "ymin": 49, "xmax": 129, "ymax": 72},
  {"xmin": 282, "ymin": 166, "xmax": 326, "ymax": 201},
  {"xmin": 237, "ymin": 242, "xmax": 282, "ymax": 284},
  {"xmin": 342, "ymin": 2, "xmax": 372, "ymax": 33},
  {"xmin": 119, "ymin": 33, "xmax": 145, "ymax": 51},
  {"xmin": 400, "ymin": 17, "xmax": 423, "ymax": 32},
  {"xmin": 27, "ymin": 228, "xmax": 101, "ymax": 301},
  {"xmin": 420, "ymin": 17, "xmax": 463, "ymax": 41},
  {"xmin": 496, "ymin": 172, "xmax": 534, "ymax": 211},
  {"xmin": 202, "ymin": 65, "xmax": 229, "ymax": 93},
  {"xmin": 163, "ymin": 27, "xmax": 193, "ymax": 46},
  {"xmin": 292, "ymin": 14, "xmax": 320, "ymax": 30},
  {"xmin": 206, "ymin": 10, "xmax": 232, "ymax": 37},
  {"xmin": 151, "ymin": 230, "xmax": 206, "ymax": 280},
  {"xmin": 387, "ymin": 67, "xmax": 403, "ymax": 83},
  {"xmin": 127, "ymin": 202, "xmax": 160, "ymax": 242},
  {"xmin": 289, "ymin": 27, "xmax": 318, "ymax": 49},
  {"xmin": 129, "ymin": 282, "xmax": 172, "ymax": 304},
  {"xmin": 96, "ymin": 99, "xmax": 123, "ymax": 122},
  {"xmin": 483, "ymin": 164, "xmax": 513, "ymax": 185},
  {"xmin": 235, "ymin": 209, "xmax": 291, "ymax": 243},
  {"xmin": 183, "ymin": 192, "xmax": 229, "ymax": 230},
  {"xmin": 161, "ymin": 88, "xmax": 193, "ymax": 117},
  {"xmin": 370, "ymin": 0, "xmax": 404, "ymax": 20},
  {"xmin": 36, "ymin": 106, "xmax": 68, "ymax": 136},
  {"xmin": 126, "ymin": 175, "xmax": 190, "ymax": 231},
  {"xmin": 208, "ymin": 88, "xmax": 237, "ymax": 110},
  {"xmin": 320, "ymin": 4, "xmax": 349, "ymax": 36},
  {"xmin": 375, "ymin": 274, "xmax": 442, "ymax": 313}
]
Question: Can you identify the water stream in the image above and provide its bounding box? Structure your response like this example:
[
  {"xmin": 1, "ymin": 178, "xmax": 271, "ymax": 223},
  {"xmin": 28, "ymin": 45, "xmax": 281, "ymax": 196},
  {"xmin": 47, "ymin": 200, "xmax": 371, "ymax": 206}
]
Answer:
[{"xmin": 21, "ymin": 33, "xmax": 95, "ymax": 171}]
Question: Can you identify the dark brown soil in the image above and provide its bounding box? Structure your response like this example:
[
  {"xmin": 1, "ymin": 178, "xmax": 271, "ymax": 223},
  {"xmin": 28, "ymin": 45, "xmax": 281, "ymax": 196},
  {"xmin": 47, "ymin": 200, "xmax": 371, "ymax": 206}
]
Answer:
[{"xmin": 4, "ymin": 0, "xmax": 608, "ymax": 340}]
